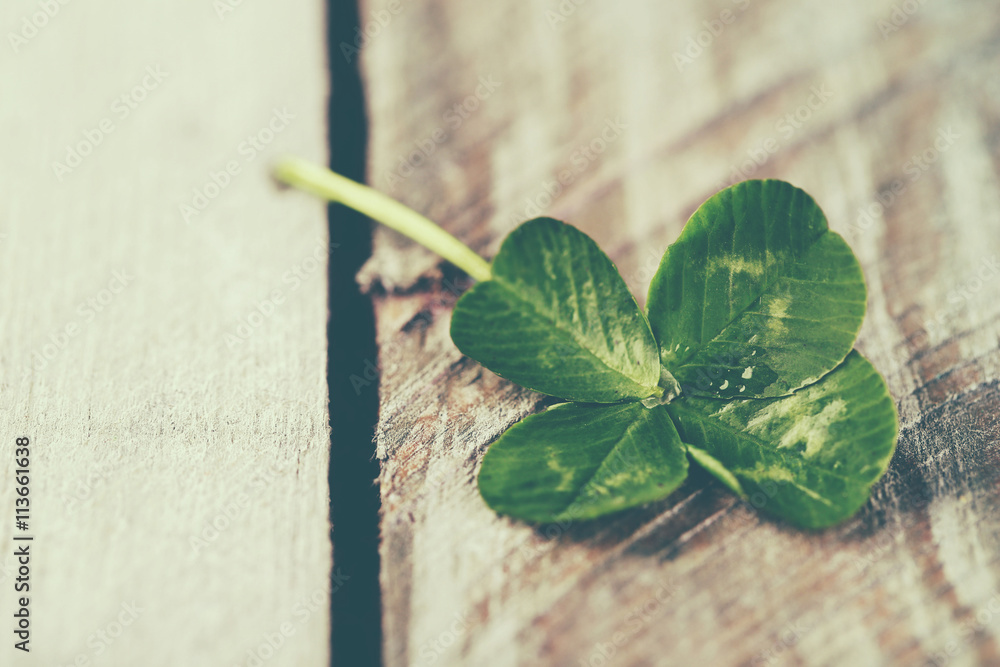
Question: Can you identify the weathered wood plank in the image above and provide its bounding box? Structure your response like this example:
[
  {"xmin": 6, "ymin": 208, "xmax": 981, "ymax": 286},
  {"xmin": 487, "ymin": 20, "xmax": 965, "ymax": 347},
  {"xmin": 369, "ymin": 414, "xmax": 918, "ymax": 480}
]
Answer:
[
  {"xmin": 359, "ymin": 0, "xmax": 1000, "ymax": 665},
  {"xmin": 0, "ymin": 2, "xmax": 332, "ymax": 664}
]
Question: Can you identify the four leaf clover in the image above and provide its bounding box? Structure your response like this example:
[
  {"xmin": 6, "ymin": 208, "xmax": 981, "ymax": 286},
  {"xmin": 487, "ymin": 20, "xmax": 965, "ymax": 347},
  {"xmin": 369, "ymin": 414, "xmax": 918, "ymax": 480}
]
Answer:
[{"xmin": 274, "ymin": 157, "xmax": 899, "ymax": 530}]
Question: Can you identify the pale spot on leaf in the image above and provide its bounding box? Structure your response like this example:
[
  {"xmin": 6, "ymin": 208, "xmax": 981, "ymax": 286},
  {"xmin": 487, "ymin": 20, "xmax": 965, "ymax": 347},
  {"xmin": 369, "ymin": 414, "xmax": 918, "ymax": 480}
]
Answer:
[
  {"xmin": 765, "ymin": 296, "xmax": 791, "ymax": 337},
  {"xmin": 779, "ymin": 399, "xmax": 847, "ymax": 457},
  {"xmin": 547, "ymin": 456, "xmax": 577, "ymax": 492},
  {"xmin": 710, "ymin": 255, "xmax": 766, "ymax": 277}
]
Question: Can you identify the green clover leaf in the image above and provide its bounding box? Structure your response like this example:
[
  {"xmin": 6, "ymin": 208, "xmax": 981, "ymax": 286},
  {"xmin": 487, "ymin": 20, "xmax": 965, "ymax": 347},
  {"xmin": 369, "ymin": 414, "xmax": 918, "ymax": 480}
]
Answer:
[
  {"xmin": 451, "ymin": 218, "xmax": 662, "ymax": 403},
  {"xmin": 670, "ymin": 350, "xmax": 898, "ymax": 528},
  {"xmin": 647, "ymin": 179, "xmax": 866, "ymax": 399},
  {"xmin": 477, "ymin": 401, "xmax": 687, "ymax": 522}
]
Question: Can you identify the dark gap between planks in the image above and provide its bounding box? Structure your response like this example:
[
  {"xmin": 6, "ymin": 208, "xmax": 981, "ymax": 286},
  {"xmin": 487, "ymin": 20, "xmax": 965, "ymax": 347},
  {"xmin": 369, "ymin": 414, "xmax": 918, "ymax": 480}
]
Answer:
[{"xmin": 327, "ymin": 0, "xmax": 383, "ymax": 665}]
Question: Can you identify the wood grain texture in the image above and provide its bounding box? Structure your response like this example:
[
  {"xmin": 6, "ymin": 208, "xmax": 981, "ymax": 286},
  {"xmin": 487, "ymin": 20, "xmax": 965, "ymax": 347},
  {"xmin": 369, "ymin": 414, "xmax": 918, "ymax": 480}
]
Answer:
[
  {"xmin": 357, "ymin": 0, "xmax": 1000, "ymax": 665},
  {"xmin": 0, "ymin": 2, "xmax": 332, "ymax": 665}
]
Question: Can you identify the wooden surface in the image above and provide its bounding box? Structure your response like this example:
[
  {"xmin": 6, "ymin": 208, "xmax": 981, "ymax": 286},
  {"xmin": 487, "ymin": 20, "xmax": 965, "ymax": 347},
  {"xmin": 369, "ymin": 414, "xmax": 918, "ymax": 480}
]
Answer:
[
  {"xmin": 1, "ymin": 2, "xmax": 332, "ymax": 665},
  {"xmin": 358, "ymin": 0, "xmax": 1000, "ymax": 665}
]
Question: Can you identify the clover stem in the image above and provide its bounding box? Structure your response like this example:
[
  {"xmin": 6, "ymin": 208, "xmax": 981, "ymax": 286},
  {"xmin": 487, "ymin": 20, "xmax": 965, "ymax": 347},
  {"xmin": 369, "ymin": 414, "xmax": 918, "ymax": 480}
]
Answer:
[{"xmin": 273, "ymin": 156, "xmax": 492, "ymax": 282}]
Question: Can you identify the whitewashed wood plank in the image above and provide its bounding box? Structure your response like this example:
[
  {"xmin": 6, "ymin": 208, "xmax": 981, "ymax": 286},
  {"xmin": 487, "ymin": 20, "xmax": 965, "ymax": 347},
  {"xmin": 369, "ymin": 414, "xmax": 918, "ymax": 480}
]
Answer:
[{"xmin": 0, "ymin": 2, "xmax": 333, "ymax": 665}]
